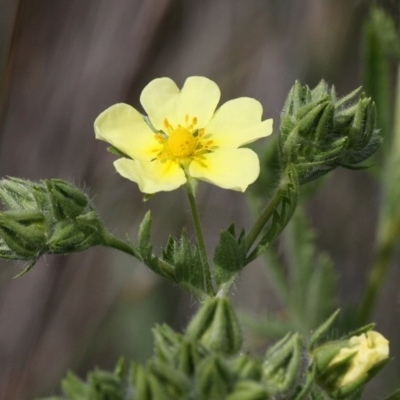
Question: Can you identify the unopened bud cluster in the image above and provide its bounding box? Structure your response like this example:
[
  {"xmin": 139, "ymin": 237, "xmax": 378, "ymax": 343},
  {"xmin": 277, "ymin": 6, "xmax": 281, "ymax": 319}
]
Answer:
[
  {"xmin": 0, "ymin": 178, "xmax": 106, "ymax": 268},
  {"xmin": 55, "ymin": 298, "xmax": 389, "ymax": 399},
  {"xmin": 280, "ymin": 80, "xmax": 381, "ymax": 184}
]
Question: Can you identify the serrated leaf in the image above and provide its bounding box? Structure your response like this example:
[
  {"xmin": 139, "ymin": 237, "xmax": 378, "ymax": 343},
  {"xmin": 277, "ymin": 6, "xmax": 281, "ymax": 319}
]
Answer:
[
  {"xmin": 286, "ymin": 207, "xmax": 338, "ymax": 333},
  {"xmin": 174, "ymin": 231, "xmax": 205, "ymax": 295},
  {"xmin": 161, "ymin": 235, "xmax": 175, "ymax": 264},
  {"xmin": 213, "ymin": 229, "xmax": 246, "ymax": 291},
  {"xmin": 137, "ymin": 211, "xmax": 152, "ymax": 259}
]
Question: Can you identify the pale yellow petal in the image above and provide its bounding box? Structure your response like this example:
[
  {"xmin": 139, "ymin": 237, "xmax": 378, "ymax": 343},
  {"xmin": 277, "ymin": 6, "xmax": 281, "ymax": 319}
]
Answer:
[
  {"xmin": 205, "ymin": 97, "xmax": 273, "ymax": 148},
  {"xmin": 114, "ymin": 158, "xmax": 186, "ymax": 194},
  {"xmin": 140, "ymin": 76, "xmax": 220, "ymax": 131},
  {"xmin": 140, "ymin": 78, "xmax": 180, "ymax": 131},
  {"xmin": 94, "ymin": 103, "xmax": 161, "ymax": 161},
  {"xmin": 176, "ymin": 76, "xmax": 220, "ymax": 128},
  {"xmin": 189, "ymin": 148, "xmax": 260, "ymax": 192}
]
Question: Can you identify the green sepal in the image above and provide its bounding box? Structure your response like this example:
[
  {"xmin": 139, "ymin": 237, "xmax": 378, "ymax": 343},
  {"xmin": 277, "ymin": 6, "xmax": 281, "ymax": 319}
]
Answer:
[
  {"xmin": 176, "ymin": 339, "xmax": 209, "ymax": 376},
  {"xmin": 185, "ymin": 297, "xmax": 242, "ymax": 355},
  {"xmin": 60, "ymin": 371, "xmax": 88, "ymax": 398},
  {"xmin": 0, "ymin": 238, "xmax": 21, "ymax": 260},
  {"xmin": 0, "ymin": 210, "xmax": 47, "ymax": 259},
  {"xmin": 342, "ymin": 323, "xmax": 375, "ymax": 340},
  {"xmin": 107, "ymin": 146, "xmax": 132, "ymax": 159},
  {"xmin": 308, "ymin": 309, "xmax": 340, "ymax": 351},
  {"xmin": 0, "ymin": 177, "xmax": 38, "ymax": 210},
  {"xmin": 230, "ymin": 354, "xmax": 262, "ymax": 381},
  {"xmin": 152, "ymin": 324, "xmax": 183, "ymax": 363},
  {"xmin": 313, "ymin": 342, "xmax": 354, "ymax": 379},
  {"xmin": 262, "ymin": 333, "xmax": 301, "ymax": 394},
  {"xmin": 226, "ymin": 380, "xmax": 270, "ymax": 400},
  {"xmin": 45, "ymin": 179, "xmax": 89, "ymax": 221},
  {"xmin": 147, "ymin": 359, "xmax": 191, "ymax": 396},
  {"xmin": 196, "ymin": 355, "xmax": 234, "ymax": 399},
  {"xmin": 143, "ymin": 193, "xmax": 155, "ymax": 202},
  {"xmin": 292, "ymin": 365, "xmax": 316, "ymax": 400},
  {"xmin": 147, "ymin": 373, "xmax": 172, "ymax": 400},
  {"xmin": 47, "ymin": 215, "xmax": 103, "ymax": 254},
  {"xmin": 132, "ymin": 363, "xmax": 152, "ymax": 400}
]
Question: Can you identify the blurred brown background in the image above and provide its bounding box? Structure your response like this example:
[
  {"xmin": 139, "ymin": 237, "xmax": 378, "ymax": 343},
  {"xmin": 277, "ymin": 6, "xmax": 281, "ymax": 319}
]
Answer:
[{"xmin": 0, "ymin": 0, "xmax": 399, "ymax": 399}]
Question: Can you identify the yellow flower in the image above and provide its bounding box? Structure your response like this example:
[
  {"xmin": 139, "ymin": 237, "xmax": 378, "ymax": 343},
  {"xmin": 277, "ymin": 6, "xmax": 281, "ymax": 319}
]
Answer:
[
  {"xmin": 328, "ymin": 331, "xmax": 389, "ymax": 387},
  {"xmin": 94, "ymin": 77, "xmax": 273, "ymax": 193}
]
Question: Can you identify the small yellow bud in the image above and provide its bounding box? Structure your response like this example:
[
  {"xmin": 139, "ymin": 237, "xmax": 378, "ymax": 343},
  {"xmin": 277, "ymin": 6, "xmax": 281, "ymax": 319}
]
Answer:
[
  {"xmin": 314, "ymin": 330, "xmax": 389, "ymax": 398},
  {"xmin": 329, "ymin": 331, "xmax": 389, "ymax": 388}
]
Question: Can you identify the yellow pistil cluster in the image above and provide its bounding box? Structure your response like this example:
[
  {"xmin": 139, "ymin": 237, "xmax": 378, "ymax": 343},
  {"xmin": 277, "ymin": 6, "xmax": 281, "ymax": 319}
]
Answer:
[{"xmin": 154, "ymin": 115, "xmax": 215, "ymax": 163}]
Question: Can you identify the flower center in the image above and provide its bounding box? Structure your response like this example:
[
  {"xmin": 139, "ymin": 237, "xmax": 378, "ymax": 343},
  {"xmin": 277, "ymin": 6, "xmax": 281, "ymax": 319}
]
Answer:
[
  {"xmin": 164, "ymin": 126, "xmax": 197, "ymax": 159},
  {"xmin": 153, "ymin": 115, "xmax": 216, "ymax": 163}
]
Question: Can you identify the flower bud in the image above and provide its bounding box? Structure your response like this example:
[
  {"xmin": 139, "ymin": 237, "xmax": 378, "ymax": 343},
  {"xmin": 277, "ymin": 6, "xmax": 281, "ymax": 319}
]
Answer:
[
  {"xmin": 280, "ymin": 81, "xmax": 381, "ymax": 184},
  {"xmin": 262, "ymin": 333, "xmax": 301, "ymax": 394},
  {"xmin": 48, "ymin": 212, "xmax": 105, "ymax": 254},
  {"xmin": 185, "ymin": 297, "xmax": 242, "ymax": 355},
  {"xmin": 227, "ymin": 381, "xmax": 270, "ymax": 400},
  {"xmin": 45, "ymin": 179, "xmax": 89, "ymax": 220},
  {"xmin": 230, "ymin": 354, "xmax": 261, "ymax": 381},
  {"xmin": 0, "ymin": 177, "xmax": 107, "ymax": 275},
  {"xmin": 0, "ymin": 211, "xmax": 47, "ymax": 259},
  {"xmin": 196, "ymin": 355, "xmax": 233, "ymax": 399},
  {"xmin": 0, "ymin": 177, "xmax": 40, "ymax": 211},
  {"xmin": 313, "ymin": 330, "xmax": 389, "ymax": 398}
]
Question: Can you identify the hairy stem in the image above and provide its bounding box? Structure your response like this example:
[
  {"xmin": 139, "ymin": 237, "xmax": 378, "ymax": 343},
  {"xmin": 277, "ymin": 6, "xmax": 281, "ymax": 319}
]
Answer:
[
  {"xmin": 103, "ymin": 231, "xmax": 175, "ymax": 281},
  {"xmin": 185, "ymin": 180, "xmax": 215, "ymax": 297}
]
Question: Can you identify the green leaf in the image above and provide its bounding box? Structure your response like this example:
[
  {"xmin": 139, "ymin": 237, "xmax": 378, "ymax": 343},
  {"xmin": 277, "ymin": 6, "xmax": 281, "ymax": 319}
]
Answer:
[
  {"xmin": 363, "ymin": 7, "xmax": 394, "ymax": 150},
  {"xmin": 137, "ymin": 211, "xmax": 153, "ymax": 259},
  {"xmin": 213, "ymin": 229, "xmax": 246, "ymax": 292},
  {"xmin": 286, "ymin": 207, "xmax": 338, "ymax": 333},
  {"xmin": 173, "ymin": 230, "xmax": 206, "ymax": 298}
]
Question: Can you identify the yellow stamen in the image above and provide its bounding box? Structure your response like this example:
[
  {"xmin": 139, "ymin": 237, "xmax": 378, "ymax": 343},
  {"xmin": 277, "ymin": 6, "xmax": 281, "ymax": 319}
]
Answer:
[
  {"xmin": 157, "ymin": 115, "xmax": 216, "ymax": 161},
  {"xmin": 164, "ymin": 126, "xmax": 197, "ymax": 159}
]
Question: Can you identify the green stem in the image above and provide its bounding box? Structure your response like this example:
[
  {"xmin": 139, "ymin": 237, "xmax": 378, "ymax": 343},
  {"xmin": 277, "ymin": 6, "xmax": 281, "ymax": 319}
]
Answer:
[
  {"xmin": 185, "ymin": 181, "xmax": 215, "ymax": 296},
  {"xmin": 103, "ymin": 231, "xmax": 138, "ymax": 257},
  {"xmin": 245, "ymin": 183, "xmax": 284, "ymax": 252},
  {"xmin": 358, "ymin": 224, "xmax": 399, "ymax": 324},
  {"xmin": 102, "ymin": 231, "xmax": 175, "ymax": 281}
]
